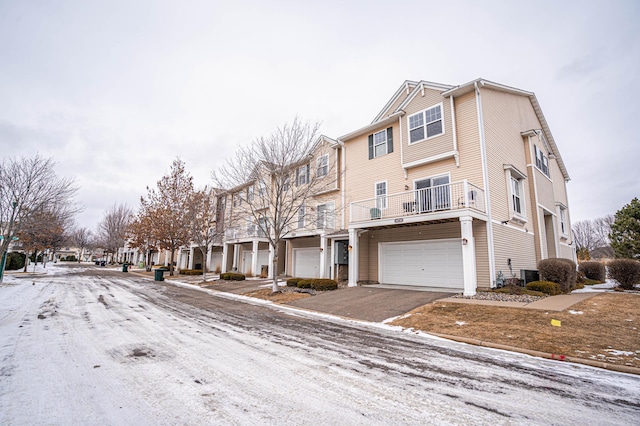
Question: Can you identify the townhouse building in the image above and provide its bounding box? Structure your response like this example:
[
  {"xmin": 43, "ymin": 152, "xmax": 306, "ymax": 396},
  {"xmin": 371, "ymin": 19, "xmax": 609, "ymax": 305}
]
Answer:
[{"xmin": 187, "ymin": 77, "xmax": 574, "ymax": 297}]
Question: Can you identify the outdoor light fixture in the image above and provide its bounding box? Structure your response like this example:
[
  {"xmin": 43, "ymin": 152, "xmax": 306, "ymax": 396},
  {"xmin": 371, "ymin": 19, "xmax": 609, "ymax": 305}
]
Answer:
[
  {"xmin": 462, "ymin": 238, "xmax": 468, "ymax": 245},
  {"xmin": 348, "ymin": 245, "xmax": 352, "ymax": 251}
]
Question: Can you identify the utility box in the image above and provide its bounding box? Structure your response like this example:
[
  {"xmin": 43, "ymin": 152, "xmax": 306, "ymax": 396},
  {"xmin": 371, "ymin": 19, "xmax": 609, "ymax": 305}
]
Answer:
[
  {"xmin": 521, "ymin": 269, "xmax": 539, "ymax": 285},
  {"xmin": 335, "ymin": 240, "xmax": 349, "ymax": 265}
]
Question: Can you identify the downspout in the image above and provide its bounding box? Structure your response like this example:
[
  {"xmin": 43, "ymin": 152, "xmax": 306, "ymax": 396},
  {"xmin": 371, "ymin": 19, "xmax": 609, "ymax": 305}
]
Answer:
[
  {"xmin": 337, "ymin": 139, "xmax": 346, "ymax": 229},
  {"xmin": 450, "ymin": 95, "xmax": 459, "ymax": 167},
  {"xmin": 399, "ymin": 115, "xmax": 407, "ymax": 178},
  {"xmin": 475, "ymin": 81, "xmax": 496, "ymax": 287}
]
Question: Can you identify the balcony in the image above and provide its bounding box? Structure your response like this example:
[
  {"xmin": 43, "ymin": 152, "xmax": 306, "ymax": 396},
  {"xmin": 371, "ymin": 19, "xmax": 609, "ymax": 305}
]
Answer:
[
  {"xmin": 349, "ymin": 180, "xmax": 486, "ymax": 225},
  {"xmin": 224, "ymin": 226, "xmax": 268, "ymax": 240}
]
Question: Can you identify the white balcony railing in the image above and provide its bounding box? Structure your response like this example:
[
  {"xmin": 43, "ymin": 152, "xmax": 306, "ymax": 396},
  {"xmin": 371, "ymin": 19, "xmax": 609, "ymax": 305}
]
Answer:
[
  {"xmin": 349, "ymin": 180, "xmax": 485, "ymax": 224},
  {"xmin": 224, "ymin": 226, "xmax": 268, "ymax": 240}
]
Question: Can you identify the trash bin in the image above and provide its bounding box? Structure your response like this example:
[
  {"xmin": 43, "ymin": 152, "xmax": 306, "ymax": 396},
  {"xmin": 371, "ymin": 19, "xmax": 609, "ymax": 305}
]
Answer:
[
  {"xmin": 154, "ymin": 269, "xmax": 164, "ymax": 281},
  {"xmin": 122, "ymin": 263, "xmax": 129, "ymax": 272},
  {"xmin": 100, "ymin": 260, "xmax": 106, "ymax": 267},
  {"xmin": 139, "ymin": 261, "xmax": 144, "ymax": 269}
]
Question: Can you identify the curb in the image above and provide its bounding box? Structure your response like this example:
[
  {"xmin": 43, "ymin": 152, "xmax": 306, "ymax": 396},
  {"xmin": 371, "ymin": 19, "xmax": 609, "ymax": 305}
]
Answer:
[{"xmin": 428, "ymin": 332, "xmax": 640, "ymax": 376}]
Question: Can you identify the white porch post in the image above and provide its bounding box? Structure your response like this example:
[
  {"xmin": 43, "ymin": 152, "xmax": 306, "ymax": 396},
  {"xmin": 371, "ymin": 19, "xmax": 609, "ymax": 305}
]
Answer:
[
  {"xmin": 232, "ymin": 244, "xmax": 240, "ymax": 272},
  {"xmin": 319, "ymin": 235, "xmax": 328, "ymax": 278},
  {"xmin": 251, "ymin": 240, "xmax": 259, "ymax": 277},
  {"xmin": 348, "ymin": 228, "xmax": 359, "ymax": 287},
  {"xmin": 460, "ymin": 216, "xmax": 477, "ymax": 296},
  {"xmin": 329, "ymin": 238, "xmax": 335, "ymax": 280},
  {"xmin": 188, "ymin": 246, "xmax": 195, "ymax": 269},
  {"xmin": 285, "ymin": 240, "xmax": 291, "ymax": 276},
  {"xmin": 221, "ymin": 243, "xmax": 230, "ymax": 273},
  {"xmin": 206, "ymin": 246, "xmax": 213, "ymax": 272}
]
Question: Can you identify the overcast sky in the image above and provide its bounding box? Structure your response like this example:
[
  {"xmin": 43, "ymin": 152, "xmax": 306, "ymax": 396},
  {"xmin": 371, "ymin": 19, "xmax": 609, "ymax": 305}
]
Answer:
[{"xmin": 1, "ymin": 0, "xmax": 638, "ymax": 231}]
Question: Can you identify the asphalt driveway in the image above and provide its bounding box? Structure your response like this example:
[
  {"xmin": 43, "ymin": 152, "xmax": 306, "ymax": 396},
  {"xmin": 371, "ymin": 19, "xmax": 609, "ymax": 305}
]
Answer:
[{"xmin": 286, "ymin": 286, "xmax": 454, "ymax": 322}]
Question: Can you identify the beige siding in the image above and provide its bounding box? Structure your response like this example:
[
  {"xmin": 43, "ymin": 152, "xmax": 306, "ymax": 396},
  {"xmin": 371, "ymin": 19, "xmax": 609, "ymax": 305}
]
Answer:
[
  {"xmin": 402, "ymin": 88, "xmax": 455, "ymax": 164},
  {"xmin": 492, "ymin": 225, "xmax": 538, "ymax": 280},
  {"xmin": 480, "ymin": 89, "xmax": 539, "ymax": 228},
  {"xmin": 343, "ymin": 124, "xmax": 403, "ymax": 223},
  {"xmin": 473, "ymin": 221, "xmax": 490, "ymax": 288},
  {"xmin": 358, "ymin": 222, "xmax": 461, "ymax": 283},
  {"xmin": 453, "ymin": 92, "xmax": 484, "ymax": 187}
]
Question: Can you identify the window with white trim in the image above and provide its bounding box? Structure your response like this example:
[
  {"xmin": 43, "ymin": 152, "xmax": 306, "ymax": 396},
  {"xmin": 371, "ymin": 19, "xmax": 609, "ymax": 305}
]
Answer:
[
  {"xmin": 316, "ymin": 154, "xmax": 328, "ymax": 177},
  {"xmin": 534, "ymin": 145, "xmax": 549, "ymax": 177},
  {"xmin": 296, "ymin": 164, "xmax": 310, "ymax": 185},
  {"xmin": 257, "ymin": 179, "xmax": 266, "ymax": 197},
  {"xmin": 368, "ymin": 127, "xmax": 393, "ymax": 159},
  {"xmin": 559, "ymin": 206, "xmax": 567, "ymax": 235},
  {"xmin": 375, "ymin": 181, "xmax": 387, "ymax": 209},
  {"xmin": 282, "ymin": 174, "xmax": 290, "ymax": 192},
  {"xmin": 297, "ymin": 205, "xmax": 305, "ymax": 229},
  {"xmin": 316, "ymin": 202, "xmax": 335, "ymax": 229},
  {"xmin": 511, "ymin": 177, "xmax": 523, "ymax": 215},
  {"xmin": 408, "ymin": 104, "xmax": 443, "ymax": 143},
  {"xmin": 247, "ymin": 186, "xmax": 254, "ymax": 202}
]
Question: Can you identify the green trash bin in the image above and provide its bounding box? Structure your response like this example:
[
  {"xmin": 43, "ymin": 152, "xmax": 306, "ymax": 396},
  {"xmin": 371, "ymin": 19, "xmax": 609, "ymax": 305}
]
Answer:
[
  {"xmin": 122, "ymin": 263, "xmax": 129, "ymax": 272},
  {"xmin": 154, "ymin": 268, "xmax": 164, "ymax": 281}
]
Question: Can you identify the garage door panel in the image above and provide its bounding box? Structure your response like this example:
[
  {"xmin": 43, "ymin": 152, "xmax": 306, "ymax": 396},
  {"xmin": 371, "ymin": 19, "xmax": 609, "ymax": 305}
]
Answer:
[
  {"xmin": 293, "ymin": 248, "xmax": 320, "ymax": 278},
  {"xmin": 380, "ymin": 240, "xmax": 463, "ymax": 289}
]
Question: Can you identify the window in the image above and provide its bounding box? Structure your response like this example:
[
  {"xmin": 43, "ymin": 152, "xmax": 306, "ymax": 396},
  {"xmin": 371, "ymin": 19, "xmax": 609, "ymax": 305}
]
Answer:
[
  {"xmin": 511, "ymin": 177, "xmax": 522, "ymax": 215},
  {"xmin": 559, "ymin": 206, "xmax": 567, "ymax": 235},
  {"xmin": 246, "ymin": 216, "xmax": 255, "ymax": 235},
  {"xmin": 247, "ymin": 186, "xmax": 254, "ymax": 202},
  {"xmin": 368, "ymin": 127, "xmax": 393, "ymax": 159},
  {"xmin": 316, "ymin": 154, "xmax": 328, "ymax": 177},
  {"xmin": 233, "ymin": 192, "xmax": 241, "ymax": 207},
  {"xmin": 296, "ymin": 164, "xmax": 310, "ymax": 185},
  {"xmin": 375, "ymin": 181, "xmax": 387, "ymax": 209},
  {"xmin": 316, "ymin": 203, "xmax": 335, "ymax": 229},
  {"xmin": 257, "ymin": 180, "xmax": 266, "ymax": 197},
  {"xmin": 298, "ymin": 205, "xmax": 306, "ymax": 228},
  {"xmin": 415, "ymin": 175, "xmax": 450, "ymax": 212},
  {"xmin": 534, "ymin": 145, "xmax": 549, "ymax": 177},
  {"xmin": 258, "ymin": 216, "xmax": 268, "ymax": 238},
  {"xmin": 408, "ymin": 104, "xmax": 443, "ymax": 143},
  {"xmin": 282, "ymin": 174, "xmax": 290, "ymax": 192}
]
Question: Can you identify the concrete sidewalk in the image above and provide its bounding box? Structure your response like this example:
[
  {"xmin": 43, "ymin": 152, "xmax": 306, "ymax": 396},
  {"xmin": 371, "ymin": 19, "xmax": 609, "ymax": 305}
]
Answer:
[{"xmin": 437, "ymin": 292, "xmax": 598, "ymax": 311}]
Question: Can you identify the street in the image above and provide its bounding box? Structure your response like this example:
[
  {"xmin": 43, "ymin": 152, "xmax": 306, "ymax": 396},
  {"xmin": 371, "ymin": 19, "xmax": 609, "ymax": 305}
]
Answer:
[{"xmin": 1, "ymin": 264, "xmax": 639, "ymax": 425}]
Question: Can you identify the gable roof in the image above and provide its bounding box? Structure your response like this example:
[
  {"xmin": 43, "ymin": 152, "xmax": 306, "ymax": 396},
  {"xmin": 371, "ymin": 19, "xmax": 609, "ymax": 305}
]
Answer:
[
  {"xmin": 372, "ymin": 80, "xmax": 454, "ymax": 123},
  {"xmin": 442, "ymin": 78, "xmax": 569, "ymax": 181}
]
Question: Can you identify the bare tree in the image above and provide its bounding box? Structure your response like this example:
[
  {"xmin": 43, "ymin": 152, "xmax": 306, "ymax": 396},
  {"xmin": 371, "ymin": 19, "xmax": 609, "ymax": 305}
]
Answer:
[
  {"xmin": 97, "ymin": 203, "xmax": 133, "ymax": 263},
  {"xmin": 186, "ymin": 187, "xmax": 224, "ymax": 281},
  {"xmin": 18, "ymin": 208, "xmax": 68, "ymax": 271},
  {"xmin": 137, "ymin": 158, "xmax": 195, "ymax": 276},
  {"xmin": 71, "ymin": 227, "xmax": 93, "ymax": 262},
  {"xmin": 129, "ymin": 212, "xmax": 159, "ymax": 271},
  {"xmin": 212, "ymin": 118, "xmax": 336, "ymax": 292},
  {"xmin": 0, "ymin": 155, "xmax": 78, "ymax": 281}
]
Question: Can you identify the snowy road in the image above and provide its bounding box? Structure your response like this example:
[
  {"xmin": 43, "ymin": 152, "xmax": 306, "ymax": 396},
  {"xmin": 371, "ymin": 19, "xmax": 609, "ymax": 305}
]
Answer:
[{"xmin": 1, "ymin": 265, "xmax": 639, "ymax": 425}]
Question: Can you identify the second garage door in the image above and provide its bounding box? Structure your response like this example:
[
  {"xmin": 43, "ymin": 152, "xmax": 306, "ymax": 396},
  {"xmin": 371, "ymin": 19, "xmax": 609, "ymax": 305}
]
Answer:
[
  {"xmin": 379, "ymin": 239, "xmax": 463, "ymax": 290},
  {"xmin": 293, "ymin": 248, "xmax": 320, "ymax": 278}
]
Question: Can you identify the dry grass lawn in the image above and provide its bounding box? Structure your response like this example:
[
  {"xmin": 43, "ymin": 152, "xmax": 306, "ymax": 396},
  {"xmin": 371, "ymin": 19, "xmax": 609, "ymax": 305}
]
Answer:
[
  {"xmin": 391, "ymin": 293, "xmax": 640, "ymax": 369},
  {"xmin": 243, "ymin": 288, "xmax": 312, "ymax": 304}
]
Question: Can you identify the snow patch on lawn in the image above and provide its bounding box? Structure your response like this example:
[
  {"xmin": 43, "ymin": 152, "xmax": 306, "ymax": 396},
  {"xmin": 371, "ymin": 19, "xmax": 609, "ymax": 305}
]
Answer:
[{"xmin": 568, "ymin": 310, "xmax": 584, "ymax": 315}]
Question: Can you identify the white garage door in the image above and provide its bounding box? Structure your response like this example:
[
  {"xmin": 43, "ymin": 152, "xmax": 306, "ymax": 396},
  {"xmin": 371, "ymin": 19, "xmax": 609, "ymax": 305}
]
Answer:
[
  {"xmin": 380, "ymin": 239, "xmax": 463, "ymax": 289},
  {"xmin": 293, "ymin": 248, "xmax": 320, "ymax": 278},
  {"xmin": 210, "ymin": 253, "xmax": 222, "ymax": 272}
]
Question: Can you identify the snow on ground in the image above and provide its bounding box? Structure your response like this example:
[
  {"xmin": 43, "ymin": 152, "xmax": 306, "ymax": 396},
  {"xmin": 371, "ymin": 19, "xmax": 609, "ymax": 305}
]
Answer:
[
  {"xmin": 572, "ymin": 280, "xmax": 618, "ymax": 293},
  {"xmin": 2, "ymin": 264, "xmax": 640, "ymax": 425}
]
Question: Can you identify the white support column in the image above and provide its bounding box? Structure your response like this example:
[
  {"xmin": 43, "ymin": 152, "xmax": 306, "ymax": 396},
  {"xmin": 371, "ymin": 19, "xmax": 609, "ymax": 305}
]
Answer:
[
  {"xmin": 188, "ymin": 246, "xmax": 195, "ymax": 269},
  {"xmin": 348, "ymin": 229, "xmax": 359, "ymax": 287},
  {"xmin": 285, "ymin": 240, "xmax": 291, "ymax": 276},
  {"xmin": 460, "ymin": 216, "xmax": 477, "ymax": 296},
  {"xmin": 251, "ymin": 240, "xmax": 259, "ymax": 277},
  {"xmin": 268, "ymin": 243, "xmax": 274, "ymax": 280},
  {"xmin": 329, "ymin": 239, "xmax": 335, "ymax": 280},
  {"xmin": 319, "ymin": 235, "xmax": 328, "ymax": 278},
  {"xmin": 232, "ymin": 244, "xmax": 240, "ymax": 272},
  {"xmin": 206, "ymin": 246, "xmax": 213, "ymax": 273},
  {"xmin": 221, "ymin": 244, "xmax": 230, "ymax": 273}
]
